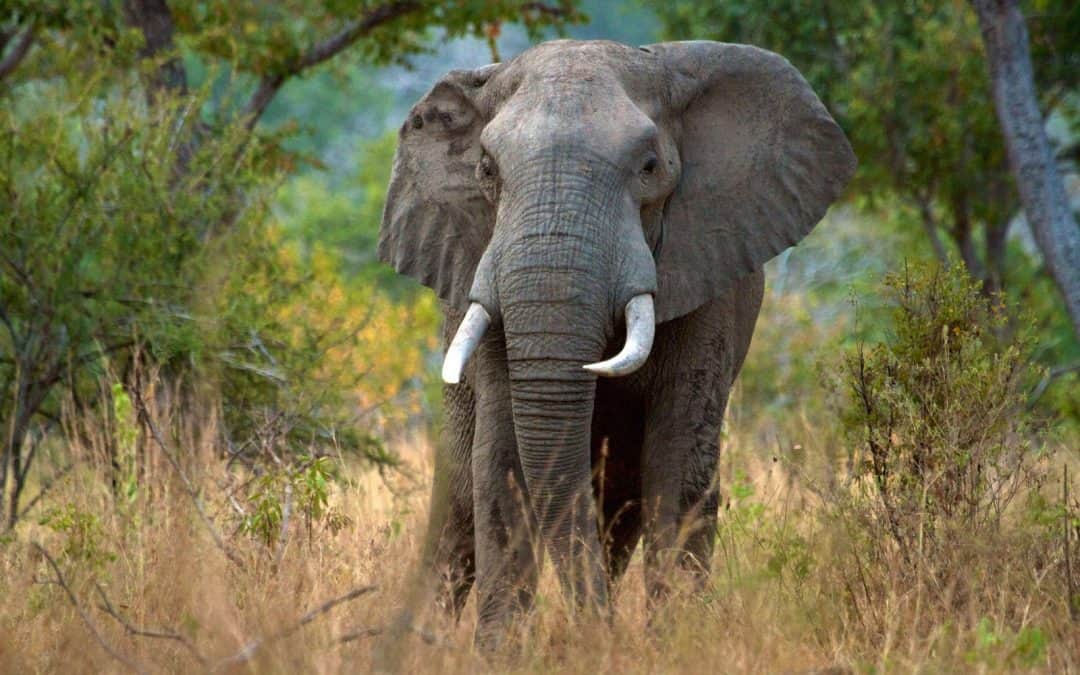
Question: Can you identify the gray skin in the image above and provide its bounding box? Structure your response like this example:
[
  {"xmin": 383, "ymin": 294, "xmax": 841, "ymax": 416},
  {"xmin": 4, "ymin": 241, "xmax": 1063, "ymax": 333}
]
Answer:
[{"xmin": 378, "ymin": 40, "xmax": 855, "ymax": 649}]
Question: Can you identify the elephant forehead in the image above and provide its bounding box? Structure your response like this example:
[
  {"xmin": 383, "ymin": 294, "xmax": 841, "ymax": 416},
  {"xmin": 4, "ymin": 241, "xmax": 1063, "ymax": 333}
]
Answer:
[{"xmin": 481, "ymin": 83, "xmax": 657, "ymax": 172}]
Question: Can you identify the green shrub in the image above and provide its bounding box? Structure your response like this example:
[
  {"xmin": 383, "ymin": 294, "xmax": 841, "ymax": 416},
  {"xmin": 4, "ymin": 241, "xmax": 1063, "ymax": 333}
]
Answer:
[{"xmin": 829, "ymin": 262, "xmax": 1043, "ymax": 554}]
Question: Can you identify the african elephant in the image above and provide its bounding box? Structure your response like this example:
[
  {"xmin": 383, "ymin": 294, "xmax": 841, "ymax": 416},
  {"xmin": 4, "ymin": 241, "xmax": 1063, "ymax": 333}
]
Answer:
[{"xmin": 378, "ymin": 39, "xmax": 855, "ymax": 649}]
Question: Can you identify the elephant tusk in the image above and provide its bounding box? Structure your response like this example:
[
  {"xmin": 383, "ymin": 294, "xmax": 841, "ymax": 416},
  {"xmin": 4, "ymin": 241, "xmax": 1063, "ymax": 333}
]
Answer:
[
  {"xmin": 442, "ymin": 303, "xmax": 491, "ymax": 384},
  {"xmin": 583, "ymin": 294, "xmax": 655, "ymax": 377}
]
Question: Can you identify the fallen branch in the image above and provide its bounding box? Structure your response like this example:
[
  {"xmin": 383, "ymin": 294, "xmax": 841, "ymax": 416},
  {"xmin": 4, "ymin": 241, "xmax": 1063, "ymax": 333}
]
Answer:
[
  {"xmin": 32, "ymin": 542, "xmax": 148, "ymax": 675},
  {"xmin": 212, "ymin": 585, "xmax": 378, "ymax": 670},
  {"xmin": 94, "ymin": 582, "xmax": 209, "ymax": 667}
]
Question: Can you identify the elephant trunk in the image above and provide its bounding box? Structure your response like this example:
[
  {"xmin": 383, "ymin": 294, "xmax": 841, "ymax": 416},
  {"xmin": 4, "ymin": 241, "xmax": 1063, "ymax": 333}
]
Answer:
[
  {"xmin": 490, "ymin": 160, "xmax": 656, "ymax": 607},
  {"xmin": 499, "ymin": 267, "xmax": 610, "ymax": 608}
]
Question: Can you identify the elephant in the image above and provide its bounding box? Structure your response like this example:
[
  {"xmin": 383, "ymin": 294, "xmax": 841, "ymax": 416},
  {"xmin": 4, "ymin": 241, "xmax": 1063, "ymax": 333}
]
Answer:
[{"xmin": 377, "ymin": 39, "xmax": 855, "ymax": 649}]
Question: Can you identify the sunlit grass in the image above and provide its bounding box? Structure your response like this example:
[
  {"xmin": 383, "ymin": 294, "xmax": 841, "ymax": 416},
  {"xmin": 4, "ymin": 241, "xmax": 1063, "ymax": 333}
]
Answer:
[{"xmin": 2, "ymin": 385, "xmax": 1076, "ymax": 673}]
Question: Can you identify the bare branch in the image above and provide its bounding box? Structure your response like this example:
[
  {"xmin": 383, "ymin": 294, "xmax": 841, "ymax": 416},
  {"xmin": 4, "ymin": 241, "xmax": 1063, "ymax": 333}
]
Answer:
[
  {"xmin": 213, "ymin": 585, "xmax": 378, "ymax": 669},
  {"xmin": 94, "ymin": 582, "xmax": 210, "ymax": 666},
  {"xmin": 242, "ymin": 1, "xmax": 421, "ymax": 129},
  {"xmin": 32, "ymin": 543, "xmax": 148, "ymax": 675},
  {"xmin": 0, "ymin": 22, "xmax": 35, "ymax": 81}
]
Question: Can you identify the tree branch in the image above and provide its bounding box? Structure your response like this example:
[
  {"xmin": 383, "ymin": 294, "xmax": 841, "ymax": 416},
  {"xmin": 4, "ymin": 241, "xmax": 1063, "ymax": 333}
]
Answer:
[
  {"xmin": 94, "ymin": 582, "xmax": 209, "ymax": 667},
  {"xmin": 0, "ymin": 22, "xmax": 35, "ymax": 82},
  {"xmin": 1028, "ymin": 361, "xmax": 1080, "ymax": 406},
  {"xmin": 241, "ymin": 1, "xmax": 422, "ymax": 129},
  {"xmin": 32, "ymin": 543, "xmax": 148, "ymax": 675},
  {"xmin": 212, "ymin": 585, "xmax": 378, "ymax": 669}
]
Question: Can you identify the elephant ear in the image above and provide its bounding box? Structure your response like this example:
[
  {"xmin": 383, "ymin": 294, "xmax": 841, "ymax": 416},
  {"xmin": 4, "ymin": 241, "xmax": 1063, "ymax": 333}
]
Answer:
[
  {"xmin": 378, "ymin": 65, "xmax": 499, "ymax": 310},
  {"xmin": 644, "ymin": 41, "xmax": 856, "ymax": 323}
]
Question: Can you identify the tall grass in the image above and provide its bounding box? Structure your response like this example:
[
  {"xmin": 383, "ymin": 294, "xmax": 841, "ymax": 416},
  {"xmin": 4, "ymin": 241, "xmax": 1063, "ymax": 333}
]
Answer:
[{"xmin": 2, "ymin": 265, "xmax": 1077, "ymax": 673}]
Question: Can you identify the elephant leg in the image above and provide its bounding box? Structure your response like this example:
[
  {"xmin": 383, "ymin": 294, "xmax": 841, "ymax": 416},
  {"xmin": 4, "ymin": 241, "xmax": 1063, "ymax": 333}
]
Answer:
[
  {"xmin": 420, "ymin": 381, "xmax": 476, "ymax": 620},
  {"xmin": 471, "ymin": 336, "xmax": 539, "ymax": 652},
  {"xmin": 641, "ymin": 374, "xmax": 727, "ymax": 606}
]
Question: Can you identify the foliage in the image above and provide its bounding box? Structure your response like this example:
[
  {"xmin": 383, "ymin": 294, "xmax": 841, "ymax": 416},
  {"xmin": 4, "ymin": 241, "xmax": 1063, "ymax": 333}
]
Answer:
[
  {"xmin": 645, "ymin": 0, "xmax": 1079, "ymax": 302},
  {"xmin": 1, "ymin": 0, "xmax": 583, "ymax": 528},
  {"xmin": 829, "ymin": 262, "xmax": 1042, "ymax": 553},
  {"xmin": 37, "ymin": 503, "xmax": 115, "ymax": 571},
  {"xmin": 820, "ymin": 260, "xmax": 1049, "ymax": 574},
  {"xmin": 240, "ymin": 454, "xmax": 353, "ymax": 548}
]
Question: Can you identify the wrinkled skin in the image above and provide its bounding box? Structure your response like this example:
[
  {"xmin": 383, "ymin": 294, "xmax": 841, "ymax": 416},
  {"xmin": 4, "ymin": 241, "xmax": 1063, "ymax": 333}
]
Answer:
[{"xmin": 378, "ymin": 40, "xmax": 855, "ymax": 650}]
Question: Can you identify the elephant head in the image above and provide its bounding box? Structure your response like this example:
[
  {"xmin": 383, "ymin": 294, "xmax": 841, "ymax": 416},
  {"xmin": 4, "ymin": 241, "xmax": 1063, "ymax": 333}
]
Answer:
[{"xmin": 379, "ymin": 40, "xmax": 855, "ymax": 601}]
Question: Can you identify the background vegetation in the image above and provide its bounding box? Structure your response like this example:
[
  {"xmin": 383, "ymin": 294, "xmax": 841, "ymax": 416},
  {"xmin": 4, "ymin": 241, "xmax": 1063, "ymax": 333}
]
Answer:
[{"xmin": 1, "ymin": 1, "xmax": 1077, "ymax": 672}]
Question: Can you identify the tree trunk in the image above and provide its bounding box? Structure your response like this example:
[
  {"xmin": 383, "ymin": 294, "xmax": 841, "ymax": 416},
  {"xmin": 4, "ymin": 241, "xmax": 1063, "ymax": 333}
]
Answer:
[{"xmin": 970, "ymin": 0, "xmax": 1080, "ymax": 341}]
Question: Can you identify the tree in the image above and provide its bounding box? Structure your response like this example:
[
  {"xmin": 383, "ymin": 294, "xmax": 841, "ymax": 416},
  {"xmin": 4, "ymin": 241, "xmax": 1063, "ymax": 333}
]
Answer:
[
  {"xmin": 970, "ymin": 0, "xmax": 1080, "ymax": 341},
  {"xmin": 0, "ymin": 1, "xmax": 582, "ymax": 527},
  {"xmin": 646, "ymin": 0, "xmax": 1079, "ymax": 304}
]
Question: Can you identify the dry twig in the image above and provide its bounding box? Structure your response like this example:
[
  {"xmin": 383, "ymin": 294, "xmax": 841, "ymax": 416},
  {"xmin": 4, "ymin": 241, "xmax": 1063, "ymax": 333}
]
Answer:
[
  {"xmin": 32, "ymin": 542, "xmax": 148, "ymax": 675},
  {"xmin": 212, "ymin": 585, "xmax": 378, "ymax": 669},
  {"xmin": 94, "ymin": 582, "xmax": 209, "ymax": 666}
]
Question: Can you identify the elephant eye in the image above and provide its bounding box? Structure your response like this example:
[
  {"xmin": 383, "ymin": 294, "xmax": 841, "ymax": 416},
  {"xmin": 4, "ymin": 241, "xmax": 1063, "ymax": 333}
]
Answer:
[
  {"xmin": 641, "ymin": 156, "xmax": 658, "ymax": 175},
  {"xmin": 476, "ymin": 154, "xmax": 499, "ymax": 202},
  {"xmin": 477, "ymin": 154, "xmax": 498, "ymax": 180}
]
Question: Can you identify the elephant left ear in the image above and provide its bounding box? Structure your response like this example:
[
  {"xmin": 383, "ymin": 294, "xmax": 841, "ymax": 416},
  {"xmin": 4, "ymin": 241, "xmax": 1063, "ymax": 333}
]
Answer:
[
  {"xmin": 378, "ymin": 64, "xmax": 501, "ymax": 311},
  {"xmin": 644, "ymin": 41, "xmax": 857, "ymax": 323}
]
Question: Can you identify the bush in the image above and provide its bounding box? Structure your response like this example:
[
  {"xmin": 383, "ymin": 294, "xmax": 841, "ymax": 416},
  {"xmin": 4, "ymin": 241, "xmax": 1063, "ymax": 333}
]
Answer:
[{"xmin": 829, "ymin": 262, "xmax": 1041, "ymax": 555}]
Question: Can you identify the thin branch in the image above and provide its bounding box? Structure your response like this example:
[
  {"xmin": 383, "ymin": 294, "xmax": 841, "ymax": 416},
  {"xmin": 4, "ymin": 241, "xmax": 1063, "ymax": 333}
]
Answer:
[
  {"xmin": 132, "ymin": 389, "xmax": 242, "ymax": 565},
  {"xmin": 336, "ymin": 626, "xmax": 384, "ymax": 643},
  {"xmin": 94, "ymin": 582, "xmax": 209, "ymax": 666},
  {"xmin": 212, "ymin": 585, "xmax": 378, "ymax": 670},
  {"xmin": 1028, "ymin": 361, "xmax": 1080, "ymax": 406},
  {"xmin": 0, "ymin": 22, "xmax": 35, "ymax": 81},
  {"xmin": 241, "ymin": 1, "xmax": 422, "ymax": 129},
  {"xmin": 32, "ymin": 543, "xmax": 148, "ymax": 675}
]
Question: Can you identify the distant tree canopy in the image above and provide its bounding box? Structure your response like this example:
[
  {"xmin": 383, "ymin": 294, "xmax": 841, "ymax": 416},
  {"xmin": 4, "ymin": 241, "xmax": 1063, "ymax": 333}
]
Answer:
[
  {"xmin": 0, "ymin": 1, "xmax": 583, "ymax": 527},
  {"xmin": 647, "ymin": 0, "xmax": 1079, "ymax": 300}
]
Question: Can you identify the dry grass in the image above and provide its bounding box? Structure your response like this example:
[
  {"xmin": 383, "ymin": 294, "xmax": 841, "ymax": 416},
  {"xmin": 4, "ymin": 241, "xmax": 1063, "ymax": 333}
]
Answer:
[{"xmin": 1, "ymin": 389, "xmax": 1077, "ymax": 674}]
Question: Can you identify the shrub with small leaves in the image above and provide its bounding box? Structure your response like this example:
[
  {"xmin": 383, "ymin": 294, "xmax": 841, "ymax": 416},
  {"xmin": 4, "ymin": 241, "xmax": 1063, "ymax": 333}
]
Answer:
[{"xmin": 829, "ymin": 262, "xmax": 1043, "ymax": 553}]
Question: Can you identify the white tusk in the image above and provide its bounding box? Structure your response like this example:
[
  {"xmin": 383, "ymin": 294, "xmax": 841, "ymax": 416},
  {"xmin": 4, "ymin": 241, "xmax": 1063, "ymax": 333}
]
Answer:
[
  {"xmin": 583, "ymin": 294, "xmax": 655, "ymax": 377},
  {"xmin": 442, "ymin": 303, "xmax": 491, "ymax": 384}
]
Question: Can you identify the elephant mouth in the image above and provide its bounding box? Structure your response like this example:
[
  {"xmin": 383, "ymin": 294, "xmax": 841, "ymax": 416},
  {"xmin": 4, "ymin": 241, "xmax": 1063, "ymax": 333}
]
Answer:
[{"xmin": 440, "ymin": 293, "xmax": 655, "ymax": 384}]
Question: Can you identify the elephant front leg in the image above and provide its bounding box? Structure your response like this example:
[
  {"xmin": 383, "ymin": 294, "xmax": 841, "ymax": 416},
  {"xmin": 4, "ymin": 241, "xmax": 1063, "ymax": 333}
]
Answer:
[
  {"xmin": 641, "ymin": 377, "xmax": 726, "ymax": 606},
  {"xmin": 420, "ymin": 381, "xmax": 477, "ymax": 620},
  {"xmin": 470, "ymin": 339, "xmax": 539, "ymax": 652}
]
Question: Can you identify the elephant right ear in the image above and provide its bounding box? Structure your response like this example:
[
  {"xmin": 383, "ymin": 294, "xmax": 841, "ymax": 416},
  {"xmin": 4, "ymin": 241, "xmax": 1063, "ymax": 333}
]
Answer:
[{"xmin": 378, "ymin": 66, "xmax": 498, "ymax": 310}]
